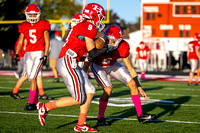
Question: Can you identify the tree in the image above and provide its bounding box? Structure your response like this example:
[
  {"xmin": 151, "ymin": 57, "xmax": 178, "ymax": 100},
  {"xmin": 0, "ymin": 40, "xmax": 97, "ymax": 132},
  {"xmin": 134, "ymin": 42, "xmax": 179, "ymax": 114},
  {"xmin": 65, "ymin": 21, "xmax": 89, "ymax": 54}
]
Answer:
[
  {"xmin": 0, "ymin": 0, "xmax": 29, "ymax": 50},
  {"xmin": 0, "ymin": 0, "xmax": 82, "ymax": 50},
  {"xmin": 105, "ymin": 10, "xmax": 140, "ymax": 38}
]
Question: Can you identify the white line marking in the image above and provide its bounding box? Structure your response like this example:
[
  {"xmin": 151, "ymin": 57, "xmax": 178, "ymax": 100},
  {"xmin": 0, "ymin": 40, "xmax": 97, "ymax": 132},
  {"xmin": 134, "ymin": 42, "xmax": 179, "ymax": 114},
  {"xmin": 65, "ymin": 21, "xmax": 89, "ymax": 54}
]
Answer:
[
  {"xmin": 0, "ymin": 111, "xmax": 199, "ymax": 124},
  {"xmin": 147, "ymin": 93, "xmax": 200, "ymax": 97}
]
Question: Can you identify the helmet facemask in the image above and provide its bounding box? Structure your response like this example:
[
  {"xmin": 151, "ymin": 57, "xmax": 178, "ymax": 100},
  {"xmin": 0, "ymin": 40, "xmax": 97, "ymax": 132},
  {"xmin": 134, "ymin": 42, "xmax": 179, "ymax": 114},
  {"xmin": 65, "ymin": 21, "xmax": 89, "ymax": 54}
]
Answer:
[
  {"xmin": 25, "ymin": 12, "xmax": 40, "ymax": 24},
  {"xmin": 95, "ymin": 14, "xmax": 105, "ymax": 32}
]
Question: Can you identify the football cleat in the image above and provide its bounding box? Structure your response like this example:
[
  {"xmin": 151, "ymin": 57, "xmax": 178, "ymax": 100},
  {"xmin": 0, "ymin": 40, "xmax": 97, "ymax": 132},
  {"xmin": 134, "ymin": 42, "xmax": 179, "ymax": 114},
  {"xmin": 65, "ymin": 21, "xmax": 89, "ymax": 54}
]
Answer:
[
  {"xmin": 37, "ymin": 102, "xmax": 48, "ymax": 126},
  {"xmin": 97, "ymin": 117, "xmax": 110, "ymax": 126},
  {"xmin": 10, "ymin": 92, "xmax": 23, "ymax": 99},
  {"xmin": 137, "ymin": 112, "xmax": 156, "ymax": 122},
  {"xmin": 188, "ymin": 83, "xmax": 193, "ymax": 86},
  {"xmin": 39, "ymin": 94, "xmax": 54, "ymax": 100},
  {"xmin": 24, "ymin": 103, "xmax": 37, "ymax": 110},
  {"xmin": 195, "ymin": 82, "xmax": 200, "ymax": 86},
  {"xmin": 74, "ymin": 124, "xmax": 98, "ymax": 132},
  {"xmin": 53, "ymin": 78, "xmax": 59, "ymax": 82}
]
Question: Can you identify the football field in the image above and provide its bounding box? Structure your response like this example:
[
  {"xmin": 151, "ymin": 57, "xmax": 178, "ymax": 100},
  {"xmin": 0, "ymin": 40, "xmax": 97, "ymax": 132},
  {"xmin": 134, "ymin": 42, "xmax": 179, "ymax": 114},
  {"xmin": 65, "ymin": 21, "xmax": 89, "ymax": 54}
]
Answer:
[{"xmin": 0, "ymin": 76, "xmax": 200, "ymax": 132}]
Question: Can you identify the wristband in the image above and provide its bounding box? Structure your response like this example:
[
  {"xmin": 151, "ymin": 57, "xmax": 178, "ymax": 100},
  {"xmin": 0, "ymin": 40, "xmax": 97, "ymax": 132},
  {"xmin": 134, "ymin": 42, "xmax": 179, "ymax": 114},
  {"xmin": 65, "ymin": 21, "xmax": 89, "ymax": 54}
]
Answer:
[{"xmin": 133, "ymin": 76, "xmax": 141, "ymax": 87}]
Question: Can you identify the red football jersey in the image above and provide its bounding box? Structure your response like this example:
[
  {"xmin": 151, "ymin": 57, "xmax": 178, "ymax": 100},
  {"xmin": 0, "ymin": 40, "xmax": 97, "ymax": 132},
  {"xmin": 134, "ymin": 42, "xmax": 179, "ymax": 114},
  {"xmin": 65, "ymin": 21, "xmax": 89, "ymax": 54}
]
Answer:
[
  {"xmin": 188, "ymin": 41, "xmax": 199, "ymax": 59},
  {"xmin": 93, "ymin": 40, "xmax": 130, "ymax": 66},
  {"xmin": 18, "ymin": 20, "xmax": 50, "ymax": 52},
  {"xmin": 136, "ymin": 46, "xmax": 149, "ymax": 59},
  {"xmin": 15, "ymin": 38, "xmax": 26, "ymax": 58},
  {"xmin": 59, "ymin": 20, "xmax": 98, "ymax": 61}
]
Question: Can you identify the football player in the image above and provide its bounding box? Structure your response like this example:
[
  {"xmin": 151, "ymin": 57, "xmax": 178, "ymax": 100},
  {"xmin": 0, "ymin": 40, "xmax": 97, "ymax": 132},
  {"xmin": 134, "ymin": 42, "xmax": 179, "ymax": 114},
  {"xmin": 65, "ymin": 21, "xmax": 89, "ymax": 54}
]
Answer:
[
  {"xmin": 62, "ymin": 13, "xmax": 83, "ymax": 41},
  {"xmin": 90, "ymin": 25, "xmax": 156, "ymax": 126},
  {"xmin": 15, "ymin": 4, "xmax": 50, "ymax": 110},
  {"xmin": 36, "ymin": 3, "xmax": 107, "ymax": 132},
  {"xmin": 11, "ymin": 38, "xmax": 53, "ymax": 101},
  {"xmin": 136, "ymin": 41, "xmax": 150, "ymax": 80},
  {"xmin": 187, "ymin": 33, "xmax": 200, "ymax": 85}
]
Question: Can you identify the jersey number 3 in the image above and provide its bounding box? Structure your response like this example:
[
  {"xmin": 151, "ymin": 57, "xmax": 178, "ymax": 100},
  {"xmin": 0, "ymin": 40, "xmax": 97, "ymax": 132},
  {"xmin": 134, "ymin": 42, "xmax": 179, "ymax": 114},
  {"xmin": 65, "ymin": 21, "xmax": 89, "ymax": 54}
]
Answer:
[{"xmin": 29, "ymin": 29, "xmax": 37, "ymax": 44}]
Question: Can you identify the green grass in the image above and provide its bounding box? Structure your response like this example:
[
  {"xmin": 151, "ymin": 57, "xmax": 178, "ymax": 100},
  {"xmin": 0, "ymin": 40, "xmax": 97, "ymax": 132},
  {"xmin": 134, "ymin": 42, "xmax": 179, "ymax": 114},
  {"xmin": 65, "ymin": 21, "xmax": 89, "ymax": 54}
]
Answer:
[{"xmin": 0, "ymin": 76, "xmax": 200, "ymax": 132}]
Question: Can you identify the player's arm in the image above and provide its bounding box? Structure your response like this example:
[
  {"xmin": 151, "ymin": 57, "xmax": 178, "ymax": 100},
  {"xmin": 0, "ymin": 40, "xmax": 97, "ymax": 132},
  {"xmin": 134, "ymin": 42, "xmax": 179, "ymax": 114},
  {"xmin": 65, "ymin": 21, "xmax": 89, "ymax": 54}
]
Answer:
[
  {"xmin": 195, "ymin": 46, "xmax": 200, "ymax": 60},
  {"xmin": 123, "ymin": 57, "xmax": 147, "ymax": 102},
  {"xmin": 44, "ymin": 30, "xmax": 50, "ymax": 56},
  {"xmin": 123, "ymin": 57, "xmax": 137, "ymax": 78},
  {"xmin": 187, "ymin": 46, "xmax": 190, "ymax": 64},
  {"xmin": 16, "ymin": 33, "xmax": 24, "ymax": 54},
  {"xmin": 86, "ymin": 37, "xmax": 107, "ymax": 60}
]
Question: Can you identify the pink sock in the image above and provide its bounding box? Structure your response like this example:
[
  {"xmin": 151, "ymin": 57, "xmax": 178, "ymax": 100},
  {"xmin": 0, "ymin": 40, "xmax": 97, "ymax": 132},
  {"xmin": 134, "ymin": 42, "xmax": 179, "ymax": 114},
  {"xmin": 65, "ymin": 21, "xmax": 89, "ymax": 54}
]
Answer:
[
  {"xmin": 28, "ymin": 90, "xmax": 37, "ymax": 104},
  {"xmin": 98, "ymin": 99, "xmax": 108, "ymax": 120},
  {"xmin": 33, "ymin": 91, "xmax": 38, "ymax": 104},
  {"xmin": 141, "ymin": 73, "xmax": 145, "ymax": 79},
  {"xmin": 131, "ymin": 94, "xmax": 143, "ymax": 117}
]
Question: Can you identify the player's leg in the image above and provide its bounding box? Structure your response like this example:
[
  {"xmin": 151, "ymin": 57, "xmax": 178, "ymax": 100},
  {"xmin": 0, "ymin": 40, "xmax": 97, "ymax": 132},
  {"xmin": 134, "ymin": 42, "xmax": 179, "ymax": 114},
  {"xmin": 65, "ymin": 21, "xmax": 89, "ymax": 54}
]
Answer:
[
  {"xmin": 111, "ymin": 62, "xmax": 155, "ymax": 122},
  {"xmin": 24, "ymin": 51, "xmax": 43, "ymax": 110},
  {"xmin": 50, "ymin": 59, "xmax": 59, "ymax": 82},
  {"xmin": 10, "ymin": 75, "xmax": 27, "ymax": 99},
  {"xmin": 140, "ymin": 59, "xmax": 145, "ymax": 80},
  {"xmin": 91, "ymin": 63, "xmax": 112, "ymax": 126},
  {"xmin": 194, "ymin": 60, "xmax": 199, "ymax": 85},
  {"xmin": 188, "ymin": 59, "xmax": 197, "ymax": 85},
  {"xmin": 74, "ymin": 67, "xmax": 98, "ymax": 132},
  {"xmin": 37, "ymin": 74, "xmax": 54, "ymax": 100},
  {"xmin": 37, "ymin": 56, "xmax": 85, "ymax": 126}
]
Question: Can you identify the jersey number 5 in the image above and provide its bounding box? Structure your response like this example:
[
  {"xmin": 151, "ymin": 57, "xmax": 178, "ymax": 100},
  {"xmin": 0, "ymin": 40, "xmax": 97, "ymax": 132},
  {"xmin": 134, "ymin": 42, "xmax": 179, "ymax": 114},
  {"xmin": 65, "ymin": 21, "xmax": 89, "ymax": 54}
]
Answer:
[{"xmin": 29, "ymin": 29, "xmax": 37, "ymax": 44}]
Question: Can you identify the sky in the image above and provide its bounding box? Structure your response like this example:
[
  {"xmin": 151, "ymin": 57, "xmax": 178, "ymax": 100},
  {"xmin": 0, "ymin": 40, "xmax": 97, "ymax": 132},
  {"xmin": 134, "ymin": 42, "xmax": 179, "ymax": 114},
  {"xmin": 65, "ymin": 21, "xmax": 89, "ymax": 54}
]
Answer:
[{"xmin": 84, "ymin": 0, "xmax": 141, "ymax": 23}]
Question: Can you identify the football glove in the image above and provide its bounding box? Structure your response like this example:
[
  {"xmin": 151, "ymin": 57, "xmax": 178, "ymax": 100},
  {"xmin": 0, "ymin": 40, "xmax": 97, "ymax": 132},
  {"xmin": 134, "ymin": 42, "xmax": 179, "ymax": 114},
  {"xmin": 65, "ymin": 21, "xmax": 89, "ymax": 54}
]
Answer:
[
  {"xmin": 40, "ymin": 56, "xmax": 47, "ymax": 66},
  {"xmin": 14, "ymin": 54, "xmax": 20, "ymax": 63}
]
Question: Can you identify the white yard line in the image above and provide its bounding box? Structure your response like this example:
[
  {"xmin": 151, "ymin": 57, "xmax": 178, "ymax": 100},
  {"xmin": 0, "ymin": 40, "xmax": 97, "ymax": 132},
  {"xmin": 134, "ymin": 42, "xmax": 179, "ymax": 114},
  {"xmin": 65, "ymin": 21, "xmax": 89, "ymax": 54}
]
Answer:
[
  {"xmin": 0, "ymin": 111, "xmax": 199, "ymax": 124},
  {"xmin": 147, "ymin": 93, "xmax": 200, "ymax": 97}
]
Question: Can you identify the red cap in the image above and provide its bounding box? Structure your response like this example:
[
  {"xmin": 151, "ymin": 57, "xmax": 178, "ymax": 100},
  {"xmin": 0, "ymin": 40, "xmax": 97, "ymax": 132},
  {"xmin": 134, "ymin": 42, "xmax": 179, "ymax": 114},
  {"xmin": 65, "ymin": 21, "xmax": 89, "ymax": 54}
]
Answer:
[{"xmin": 55, "ymin": 31, "xmax": 61, "ymax": 36}]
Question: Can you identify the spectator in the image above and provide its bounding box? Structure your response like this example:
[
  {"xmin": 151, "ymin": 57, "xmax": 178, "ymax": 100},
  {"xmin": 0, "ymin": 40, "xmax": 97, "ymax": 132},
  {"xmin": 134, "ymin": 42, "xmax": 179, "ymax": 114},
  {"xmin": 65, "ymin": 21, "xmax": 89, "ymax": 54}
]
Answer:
[{"xmin": 49, "ymin": 31, "xmax": 64, "ymax": 82}]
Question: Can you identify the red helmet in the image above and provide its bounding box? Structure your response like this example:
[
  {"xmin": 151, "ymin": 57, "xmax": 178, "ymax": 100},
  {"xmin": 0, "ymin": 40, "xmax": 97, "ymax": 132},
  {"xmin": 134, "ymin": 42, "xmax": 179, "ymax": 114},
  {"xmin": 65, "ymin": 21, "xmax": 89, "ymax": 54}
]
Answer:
[
  {"xmin": 194, "ymin": 33, "xmax": 200, "ymax": 40},
  {"xmin": 25, "ymin": 4, "xmax": 40, "ymax": 24},
  {"xmin": 103, "ymin": 25, "xmax": 122, "ymax": 48},
  {"xmin": 71, "ymin": 13, "xmax": 83, "ymax": 28},
  {"xmin": 139, "ymin": 41, "xmax": 145, "ymax": 49},
  {"xmin": 82, "ymin": 3, "xmax": 105, "ymax": 31}
]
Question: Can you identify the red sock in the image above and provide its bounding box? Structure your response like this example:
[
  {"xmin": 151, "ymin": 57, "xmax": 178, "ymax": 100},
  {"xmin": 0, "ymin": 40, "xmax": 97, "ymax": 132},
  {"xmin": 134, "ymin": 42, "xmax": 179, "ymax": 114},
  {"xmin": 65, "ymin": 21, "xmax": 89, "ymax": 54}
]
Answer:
[
  {"xmin": 78, "ymin": 113, "xmax": 87, "ymax": 125},
  {"xmin": 45, "ymin": 101, "xmax": 57, "ymax": 110},
  {"xmin": 131, "ymin": 94, "xmax": 143, "ymax": 117},
  {"xmin": 98, "ymin": 99, "xmax": 108, "ymax": 120},
  {"xmin": 12, "ymin": 87, "xmax": 20, "ymax": 94},
  {"xmin": 28, "ymin": 90, "xmax": 37, "ymax": 104},
  {"xmin": 33, "ymin": 91, "xmax": 38, "ymax": 104}
]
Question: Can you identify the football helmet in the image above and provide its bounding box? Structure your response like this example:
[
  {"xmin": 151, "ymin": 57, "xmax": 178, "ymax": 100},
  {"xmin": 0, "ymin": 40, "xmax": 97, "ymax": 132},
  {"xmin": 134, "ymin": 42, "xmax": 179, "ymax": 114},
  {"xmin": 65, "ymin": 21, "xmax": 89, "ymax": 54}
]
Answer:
[
  {"xmin": 193, "ymin": 33, "xmax": 200, "ymax": 40},
  {"xmin": 82, "ymin": 3, "xmax": 105, "ymax": 31},
  {"xmin": 25, "ymin": 4, "xmax": 41, "ymax": 24},
  {"xmin": 139, "ymin": 41, "xmax": 145, "ymax": 49},
  {"xmin": 71, "ymin": 13, "xmax": 83, "ymax": 28},
  {"xmin": 103, "ymin": 25, "xmax": 122, "ymax": 48}
]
